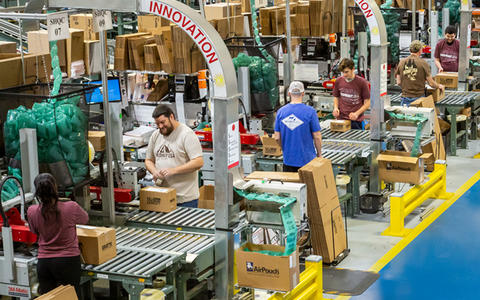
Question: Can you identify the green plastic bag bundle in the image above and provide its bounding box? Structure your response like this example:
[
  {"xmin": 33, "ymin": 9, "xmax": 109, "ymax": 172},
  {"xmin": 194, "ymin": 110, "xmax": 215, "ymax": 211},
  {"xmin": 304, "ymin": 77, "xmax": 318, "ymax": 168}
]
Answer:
[
  {"xmin": 381, "ymin": 0, "xmax": 401, "ymax": 63},
  {"xmin": 235, "ymin": 188, "xmax": 298, "ymax": 256},
  {"xmin": 1, "ymin": 167, "xmax": 22, "ymax": 203},
  {"xmin": 438, "ymin": 0, "xmax": 460, "ymax": 35}
]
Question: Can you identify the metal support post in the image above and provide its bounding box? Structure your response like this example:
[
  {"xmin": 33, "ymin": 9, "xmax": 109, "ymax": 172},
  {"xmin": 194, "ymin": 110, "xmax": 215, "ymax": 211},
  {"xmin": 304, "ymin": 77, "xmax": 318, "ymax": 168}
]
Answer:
[
  {"xmin": 18, "ymin": 19, "xmax": 25, "ymax": 84},
  {"xmin": 284, "ymin": 0, "xmax": 293, "ymax": 89},
  {"xmin": 19, "ymin": 128, "xmax": 39, "ymax": 194},
  {"xmin": 358, "ymin": 32, "xmax": 368, "ymax": 78},
  {"xmin": 99, "ymin": 29, "xmax": 116, "ymax": 225},
  {"xmin": 430, "ymin": 9, "xmax": 439, "ymax": 75},
  {"xmin": 238, "ymin": 67, "xmax": 251, "ymax": 117},
  {"xmin": 458, "ymin": 0, "xmax": 472, "ymax": 90},
  {"xmin": 340, "ymin": 0, "xmax": 349, "ymax": 59},
  {"xmin": 412, "ymin": 0, "xmax": 416, "ymax": 40},
  {"xmin": 442, "ymin": 7, "xmax": 449, "ymax": 34},
  {"xmin": 213, "ymin": 96, "xmax": 240, "ymax": 300},
  {"xmin": 369, "ymin": 43, "xmax": 388, "ymax": 193}
]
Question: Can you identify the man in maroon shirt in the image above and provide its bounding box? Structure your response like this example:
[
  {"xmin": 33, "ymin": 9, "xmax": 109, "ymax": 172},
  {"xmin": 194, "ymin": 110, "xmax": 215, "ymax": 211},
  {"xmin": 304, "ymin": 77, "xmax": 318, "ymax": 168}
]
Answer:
[
  {"xmin": 434, "ymin": 25, "xmax": 460, "ymax": 72},
  {"xmin": 333, "ymin": 58, "xmax": 370, "ymax": 130}
]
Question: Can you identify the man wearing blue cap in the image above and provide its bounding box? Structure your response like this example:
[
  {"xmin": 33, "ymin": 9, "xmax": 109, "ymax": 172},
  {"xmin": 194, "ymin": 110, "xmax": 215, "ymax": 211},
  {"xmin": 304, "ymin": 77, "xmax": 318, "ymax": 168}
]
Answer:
[{"xmin": 274, "ymin": 81, "xmax": 322, "ymax": 172}]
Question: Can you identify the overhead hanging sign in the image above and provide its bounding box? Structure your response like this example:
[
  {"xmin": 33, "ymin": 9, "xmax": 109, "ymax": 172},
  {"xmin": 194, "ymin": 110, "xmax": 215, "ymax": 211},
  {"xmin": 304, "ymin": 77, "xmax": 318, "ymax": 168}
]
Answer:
[
  {"xmin": 139, "ymin": 0, "xmax": 226, "ymax": 97},
  {"xmin": 93, "ymin": 10, "xmax": 113, "ymax": 32},
  {"xmin": 354, "ymin": 0, "xmax": 381, "ymax": 45},
  {"xmin": 47, "ymin": 11, "xmax": 70, "ymax": 41}
]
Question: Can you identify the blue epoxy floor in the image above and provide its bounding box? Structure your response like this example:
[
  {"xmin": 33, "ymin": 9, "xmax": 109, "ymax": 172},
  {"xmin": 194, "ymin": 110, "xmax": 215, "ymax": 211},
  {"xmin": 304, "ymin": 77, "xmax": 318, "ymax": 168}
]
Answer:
[{"xmin": 353, "ymin": 178, "xmax": 480, "ymax": 300}]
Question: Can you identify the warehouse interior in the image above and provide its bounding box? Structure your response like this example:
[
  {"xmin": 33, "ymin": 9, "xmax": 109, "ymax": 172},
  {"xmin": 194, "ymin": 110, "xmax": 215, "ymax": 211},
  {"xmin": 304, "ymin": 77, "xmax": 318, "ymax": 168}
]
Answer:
[{"xmin": 0, "ymin": 0, "xmax": 479, "ymax": 299}]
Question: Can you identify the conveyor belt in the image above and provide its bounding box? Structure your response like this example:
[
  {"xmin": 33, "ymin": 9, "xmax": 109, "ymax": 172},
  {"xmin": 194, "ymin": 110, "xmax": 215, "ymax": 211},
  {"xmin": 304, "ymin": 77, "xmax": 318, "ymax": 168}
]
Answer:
[
  {"xmin": 321, "ymin": 128, "xmax": 372, "ymax": 141},
  {"xmin": 320, "ymin": 128, "xmax": 391, "ymax": 142},
  {"xmin": 389, "ymin": 92, "xmax": 480, "ymax": 106},
  {"xmin": 389, "ymin": 94, "xmax": 402, "ymax": 105},
  {"xmin": 115, "ymin": 227, "xmax": 215, "ymax": 257},
  {"xmin": 126, "ymin": 207, "xmax": 215, "ymax": 233},
  {"xmin": 83, "ymin": 249, "xmax": 175, "ymax": 279},
  {"xmin": 438, "ymin": 91, "xmax": 480, "ymax": 106}
]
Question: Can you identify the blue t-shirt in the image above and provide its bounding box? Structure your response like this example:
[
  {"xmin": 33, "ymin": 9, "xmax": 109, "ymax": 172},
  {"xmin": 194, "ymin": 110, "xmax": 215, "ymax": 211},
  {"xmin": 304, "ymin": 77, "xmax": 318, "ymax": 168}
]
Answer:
[{"xmin": 274, "ymin": 103, "xmax": 321, "ymax": 167}]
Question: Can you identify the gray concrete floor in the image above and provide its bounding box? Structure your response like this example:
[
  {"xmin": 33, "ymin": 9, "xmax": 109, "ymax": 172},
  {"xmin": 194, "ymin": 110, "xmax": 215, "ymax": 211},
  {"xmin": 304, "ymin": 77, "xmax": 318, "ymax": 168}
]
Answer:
[{"xmin": 255, "ymin": 140, "xmax": 480, "ymax": 299}]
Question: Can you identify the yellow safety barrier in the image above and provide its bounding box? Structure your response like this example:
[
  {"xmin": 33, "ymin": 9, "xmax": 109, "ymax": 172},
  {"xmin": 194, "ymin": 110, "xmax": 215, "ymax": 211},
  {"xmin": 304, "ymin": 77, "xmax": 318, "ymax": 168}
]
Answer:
[
  {"xmin": 268, "ymin": 255, "xmax": 323, "ymax": 300},
  {"xmin": 382, "ymin": 161, "xmax": 454, "ymax": 237}
]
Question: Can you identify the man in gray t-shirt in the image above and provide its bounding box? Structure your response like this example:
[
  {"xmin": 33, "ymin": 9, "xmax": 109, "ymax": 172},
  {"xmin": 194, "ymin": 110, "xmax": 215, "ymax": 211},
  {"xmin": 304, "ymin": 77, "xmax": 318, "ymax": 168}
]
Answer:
[{"xmin": 145, "ymin": 104, "xmax": 204, "ymax": 207}]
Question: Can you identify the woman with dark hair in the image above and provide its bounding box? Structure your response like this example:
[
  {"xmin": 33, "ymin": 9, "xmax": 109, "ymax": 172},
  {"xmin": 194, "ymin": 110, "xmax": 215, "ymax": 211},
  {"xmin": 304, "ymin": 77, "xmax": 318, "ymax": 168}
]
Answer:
[{"xmin": 27, "ymin": 173, "xmax": 88, "ymax": 296}]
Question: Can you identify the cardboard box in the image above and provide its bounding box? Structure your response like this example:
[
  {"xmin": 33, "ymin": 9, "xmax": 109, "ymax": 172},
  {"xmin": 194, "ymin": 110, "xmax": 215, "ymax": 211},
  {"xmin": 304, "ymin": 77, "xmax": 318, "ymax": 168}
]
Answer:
[
  {"xmin": 377, "ymin": 151, "xmax": 431, "ymax": 185},
  {"xmin": 27, "ymin": 30, "xmax": 67, "ymax": 69},
  {"xmin": 144, "ymin": 43, "xmax": 161, "ymax": 72},
  {"xmin": 84, "ymin": 40, "xmax": 102, "ymax": 75},
  {"xmin": 66, "ymin": 29, "xmax": 85, "ymax": 77},
  {"xmin": 204, "ymin": 3, "xmax": 242, "ymax": 20},
  {"xmin": 461, "ymin": 107, "xmax": 471, "ymax": 117},
  {"xmin": 410, "ymin": 96, "xmax": 446, "ymax": 160},
  {"xmin": 138, "ymin": 14, "xmax": 170, "ymax": 32},
  {"xmin": 299, "ymin": 158, "xmax": 346, "ymax": 263},
  {"xmin": 426, "ymin": 86, "xmax": 445, "ymax": 102},
  {"xmin": 259, "ymin": 7, "xmax": 275, "ymax": 35},
  {"xmin": 88, "ymin": 131, "xmax": 106, "ymax": 151},
  {"xmin": 69, "ymin": 14, "xmax": 99, "ymax": 40},
  {"xmin": 236, "ymin": 243, "xmax": 300, "ymax": 292},
  {"xmin": 114, "ymin": 32, "xmax": 149, "ymax": 70},
  {"xmin": 245, "ymin": 171, "xmax": 301, "ymax": 182},
  {"xmin": 35, "ymin": 285, "xmax": 78, "ymax": 300},
  {"xmin": 298, "ymin": 158, "xmax": 338, "ymax": 213},
  {"xmin": 0, "ymin": 41, "xmax": 16, "ymax": 54},
  {"xmin": 435, "ymin": 72, "xmax": 458, "ymax": 89},
  {"xmin": 330, "ymin": 120, "xmax": 351, "ymax": 132},
  {"xmin": 128, "ymin": 35, "xmax": 155, "ymax": 70},
  {"xmin": 271, "ymin": 7, "xmax": 285, "ymax": 35},
  {"xmin": 199, "ymin": 185, "xmax": 214, "ymax": 209},
  {"xmin": 140, "ymin": 186, "xmax": 177, "ymax": 212},
  {"xmin": 437, "ymin": 117, "xmax": 451, "ymax": 134},
  {"xmin": 155, "ymin": 28, "xmax": 175, "ymax": 73},
  {"xmin": 76, "ymin": 225, "xmax": 116, "ymax": 265},
  {"xmin": 261, "ymin": 135, "xmax": 282, "ymax": 156},
  {"xmin": 0, "ymin": 53, "xmax": 52, "ymax": 89},
  {"xmin": 309, "ymin": 0, "xmax": 324, "ymax": 36}
]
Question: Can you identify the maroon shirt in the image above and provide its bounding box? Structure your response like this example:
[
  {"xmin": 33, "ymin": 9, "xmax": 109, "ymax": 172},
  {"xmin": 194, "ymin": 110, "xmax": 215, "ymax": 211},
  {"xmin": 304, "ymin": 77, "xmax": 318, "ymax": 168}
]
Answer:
[
  {"xmin": 332, "ymin": 76, "xmax": 370, "ymax": 121},
  {"xmin": 28, "ymin": 201, "xmax": 88, "ymax": 258},
  {"xmin": 434, "ymin": 39, "xmax": 460, "ymax": 72}
]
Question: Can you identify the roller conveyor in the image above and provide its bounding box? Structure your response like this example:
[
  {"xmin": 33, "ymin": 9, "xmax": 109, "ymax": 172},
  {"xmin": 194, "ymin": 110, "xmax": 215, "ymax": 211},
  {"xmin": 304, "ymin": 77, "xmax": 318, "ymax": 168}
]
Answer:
[
  {"xmin": 438, "ymin": 91, "xmax": 480, "ymax": 106},
  {"xmin": 115, "ymin": 227, "xmax": 215, "ymax": 257},
  {"xmin": 83, "ymin": 249, "xmax": 176, "ymax": 279},
  {"xmin": 126, "ymin": 207, "xmax": 215, "ymax": 233},
  {"xmin": 320, "ymin": 128, "xmax": 372, "ymax": 141}
]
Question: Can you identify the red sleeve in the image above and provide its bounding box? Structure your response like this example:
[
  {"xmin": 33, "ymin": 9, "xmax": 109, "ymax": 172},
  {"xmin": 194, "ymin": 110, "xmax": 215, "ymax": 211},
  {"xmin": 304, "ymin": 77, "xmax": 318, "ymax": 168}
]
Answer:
[
  {"xmin": 332, "ymin": 79, "xmax": 341, "ymax": 97},
  {"xmin": 361, "ymin": 78, "xmax": 370, "ymax": 100},
  {"xmin": 72, "ymin": 202, "xmax": 89, "ymax": 225},
  {"xmin": 434, "ymin": 40, "xmax": 442, "ymax": 59}
]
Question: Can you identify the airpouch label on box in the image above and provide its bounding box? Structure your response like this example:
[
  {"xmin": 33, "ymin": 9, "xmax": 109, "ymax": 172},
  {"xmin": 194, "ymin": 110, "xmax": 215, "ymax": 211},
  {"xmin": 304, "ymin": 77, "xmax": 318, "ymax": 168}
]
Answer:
[{"xmin": 246, "ymin": 261, "xmax": 280, "ymax": 277}]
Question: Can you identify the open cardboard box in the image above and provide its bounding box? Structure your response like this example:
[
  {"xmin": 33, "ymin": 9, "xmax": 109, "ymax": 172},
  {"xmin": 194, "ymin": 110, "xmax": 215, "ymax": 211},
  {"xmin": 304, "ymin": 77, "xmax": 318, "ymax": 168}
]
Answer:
[
  {"xmin": 236, "ymin": 243, "xmax": 299, "ymax": 292},
  {"xmin": 378, "ymin": 151, "xmax": 431, "ymax": 185}
]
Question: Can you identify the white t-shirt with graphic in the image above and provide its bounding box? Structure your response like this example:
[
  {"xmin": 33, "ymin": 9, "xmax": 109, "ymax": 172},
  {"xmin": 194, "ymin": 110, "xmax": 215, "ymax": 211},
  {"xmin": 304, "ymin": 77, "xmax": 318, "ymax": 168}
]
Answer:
[{"xmin": 146, "ymin": 123, "xmax": 203, "ymax": 203}]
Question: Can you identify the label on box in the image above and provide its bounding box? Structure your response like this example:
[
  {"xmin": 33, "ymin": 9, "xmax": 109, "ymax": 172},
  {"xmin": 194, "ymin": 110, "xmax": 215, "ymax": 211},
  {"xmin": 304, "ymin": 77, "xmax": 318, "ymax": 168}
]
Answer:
[
  {"xmin": 145, "ymin": 186, "xmax": 170, "ymax": 193},
  {"xmin": 97, "ymin": 274, "xmax": 109, "ymax": 279},
  {"xmin": 227, "ymin": 121, "xmax": 240, "ymax": 169},
  {"xmin": 93, "ymin": 10, "xmax": 113, "ymax": 32},
  {"xmin": 7, "ymin": 286, "xmax": 30, "ymax": 298},
  {"xmin": 47, "ymin": 12, "xmax": 70, "ymax": 41}
]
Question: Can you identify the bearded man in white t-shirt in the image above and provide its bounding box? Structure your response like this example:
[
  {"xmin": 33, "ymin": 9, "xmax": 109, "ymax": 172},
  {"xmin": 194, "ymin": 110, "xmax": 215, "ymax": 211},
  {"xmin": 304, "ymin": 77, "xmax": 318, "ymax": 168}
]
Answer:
[{"xmin": 145, "ymin": 104, "xmax": 204, "ymax": 207}]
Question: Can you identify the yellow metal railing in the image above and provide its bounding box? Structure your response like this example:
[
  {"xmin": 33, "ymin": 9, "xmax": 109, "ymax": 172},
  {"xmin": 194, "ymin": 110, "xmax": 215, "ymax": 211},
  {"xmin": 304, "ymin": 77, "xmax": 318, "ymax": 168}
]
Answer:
[
  {"xmin": 382, "ymin": 161, "xmax": 454, "ymax": 237},
  {"xmin": 268, "ymin": 255, "xmax": 323, "ymax": 300}
]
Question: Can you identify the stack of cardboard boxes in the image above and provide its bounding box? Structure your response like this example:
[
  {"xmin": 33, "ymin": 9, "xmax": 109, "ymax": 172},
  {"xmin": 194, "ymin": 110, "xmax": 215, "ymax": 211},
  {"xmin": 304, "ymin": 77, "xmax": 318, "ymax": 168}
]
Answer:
[
  {"xmin": 299, "ymin": 158, "xmax": 347, "ymax": 264},
  {"xmin": 113, "ymin": 16, "xmax": 206, "ymax": 74},
  {"xmin": 259, "ymin": 0, "xmax": 354, "ymax": 37}
]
